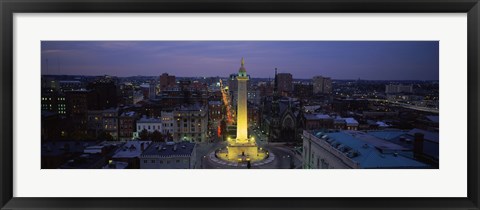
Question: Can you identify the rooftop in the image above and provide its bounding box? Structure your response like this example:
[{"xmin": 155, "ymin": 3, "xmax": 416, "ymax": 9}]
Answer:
[
  {"xmin": 141, "ymin": 141, "xmax": 195, "ymax": 157},
  {"xmin": 209, "ymin": 101, "xmax": 222, "ymax": 105},
  {"xmin": 42, "ymin": 141, "xmax": 97, "ymax": 157},
  {"xmin": 103, "ymin": 161, "xmax": 129, "ymax": 169},
  {"xmin": 425, "ymin": 115, "xmax": 439, "ymax": 123},
  {"xmin": 310, "ymin": 130, "xmax": 428, "ymax": 169},
  {"xmin": 304, "ymin": 114, "xmax": 332, "ymax": 120},
  {"xmin": 368, "ymin": 128, "xmax": 439, "ymax": 160},
  {"xmin": 175, "ymin": 103, "xmax": 206, "ymax": 112},
  {"xmin": 121, "ymin": 111, "xmax": 137, "ymax": 117},
  {"xmin": 344, "ymin": 118, "xmax": 359, "ymax": 125},
  {"xmin": 113, "ymin": 141, "xmax": 152, "ymax": 158},
  {"xmin": 137, "ymin": 116, "xmax": 162, "ymax": 123}
]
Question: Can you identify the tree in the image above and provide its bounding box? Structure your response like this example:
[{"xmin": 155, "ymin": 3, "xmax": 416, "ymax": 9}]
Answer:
[
  {"xmin": 98, "ymin": 131, "xmax": 113, "ymax": 140},
  {"xmin": 139, "ymin": 129, "xmax": 149, "ymax": 140},
  {"xmin": 150, "ymin": 130, "xmax": 164, "ymax": 142},
  {"xmin": 70, "ymin": 129, "xmax": 92, "ymax": 140}
]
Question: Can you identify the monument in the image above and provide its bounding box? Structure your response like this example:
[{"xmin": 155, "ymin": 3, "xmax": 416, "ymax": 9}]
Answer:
[{"xmin": 216, "ymin": 58, "xmax": 267, "ymax": 163}]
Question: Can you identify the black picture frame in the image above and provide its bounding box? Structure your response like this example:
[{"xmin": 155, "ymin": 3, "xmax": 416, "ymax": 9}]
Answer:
[{"xmin": 1, "ymin": 0, "xmax": 479, "ymax": 209}]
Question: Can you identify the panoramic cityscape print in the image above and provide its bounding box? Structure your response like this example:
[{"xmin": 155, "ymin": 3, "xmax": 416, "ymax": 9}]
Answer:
[{"xmin": 41, "ymin": 41, "xmax": 439, "ymax": 169}]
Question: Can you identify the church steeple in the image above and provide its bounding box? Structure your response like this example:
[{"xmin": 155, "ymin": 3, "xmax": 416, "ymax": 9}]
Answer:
[
  {"xmin": 241, "ymin": 57, "xmax": 245, "ymax": 67},
  {"xmin": 274, "ymin": 68, "xmax": 278, "ymax": 93}
]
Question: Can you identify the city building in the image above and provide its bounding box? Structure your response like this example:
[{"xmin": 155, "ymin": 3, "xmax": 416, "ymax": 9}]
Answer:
[
  {"xmin": 247, "ymin": 89, "xmax": 261, "ymax": 105},
  {"xmin": 102, "ymin": 108, "xmax": 119, "ymax": 140},
  {"xmin": 41, "ymin": 141, "xmax": 97, "ymax": 169},
  {"xmin": 87, "ymin": 77, "xmax": 118, "ymax": 109},
  {"xmin": 261, "ymin": 74, "xmax": 300, "ymax": 143},
  {"xmin": 59, "ymin": 141, "xmax": 121, "ymax": 169},
  {"xmin": 65, "ymin": 89, "xmax": 96, "ymax": 117},
  {"xmin": 65, "ymin": 89, "xmax": 97, "ymax": 131},
  {"xmin": 294, "ymin": 83, "xmax": 313, "ymax": 99},
  {"xmin": 313, "ymin": 75, "xmax": 332, "ymax": 94},
  {"xmin": 159, "ymin": 89, "xmax": 209, "ymax": 107},
  {"xmin": 368, "ymin": 128, "xmax": 439, "ymax": 167},
  {"xmin": 86, "ymin": 108, "xmax": 119, "ymax": 140},
  {"xmin": 58, "ymin": 80, "xmax": 83, "ymax": 92},
  {"xmin": 102, "ymin": 161, "xmax": 129, "ymax": 169},
  {"xmin": 159, "ymin": 73, "xmax": 176, "ymax": 91},
  {"xmin": 276, "ymin": 72, "xmax": 293, "ymax": 96},
  {"xmin": 385, "ymin": 84, "xmax": 414, "ymax": 94},
  {"xmin": 111, "ymin": 141, "xmax": 152, "ymax": 169},
  {"xmin": 132, "ymin": 90, "xmax": 144, "ymax": 104},
  {"xmin": 333, "ymin": 117, "xmax": 359, "ymax": 130},
  {"xmin": 149, "ymin": 81, "xmax": 156, "ymax": 100},
  {"xmin": 119, "ymin": 111, "xmax": 140, "ymax": 141},
  {"xmin": 140, "ymin": 141, "xmax": 197, "ymax": 169},
  {"xmin": 302, "ymin": 130, "xmax": 430, "ymax": 169},
  {"xmin": 172, "ymin": 104, "xmax": 208, "ymax": 143},
  {"xmin": 208, "ymin": 100, "xmax": 223, "ymax": 122},
  {"xmin": 41, "ymin": 92, "xmax": 67, "ymax": 116},
  {"xmin": 160, "ymin": 111, "xmax": 175, "ymax": 135},
  {"xmin": 303, "ymin": 113, "xmax": 334, "ymax": 130},
  {"xmin": 136, "ymin": 116, "xmax": 163, "ymax": 133}
]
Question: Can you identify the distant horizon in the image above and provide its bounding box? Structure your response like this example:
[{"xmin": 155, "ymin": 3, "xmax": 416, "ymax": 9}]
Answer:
[
  {"xmin": 41, "ymin": 74, "xmax": 439, "ymax": 82},
  {"xmin": 42, "ymin": 41, "xmax": 439, "ymax": 80}
]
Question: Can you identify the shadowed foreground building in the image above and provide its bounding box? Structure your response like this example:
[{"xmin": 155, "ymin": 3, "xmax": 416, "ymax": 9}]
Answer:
[
  {"xmin": 111, "ymin": 141, "xmax": 152, "ymax": 169},
  {"xmin": 302, "ymin": 130, "xmax": 431, "ymax": 169},
  {"xmin": 140, "ymin": 141, "xmax": 196, "ymax": 169}
]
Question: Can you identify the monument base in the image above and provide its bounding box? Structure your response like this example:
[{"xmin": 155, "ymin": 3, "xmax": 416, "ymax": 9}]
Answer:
[{"xmin": 227, "ymin": 145, "xmax": 259, "ymax": 162}]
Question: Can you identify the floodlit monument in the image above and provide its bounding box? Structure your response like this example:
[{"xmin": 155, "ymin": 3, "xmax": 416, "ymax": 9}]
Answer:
[{"xmin": 216, "ymin": 58, "xmax": 268, "ymax": 163}]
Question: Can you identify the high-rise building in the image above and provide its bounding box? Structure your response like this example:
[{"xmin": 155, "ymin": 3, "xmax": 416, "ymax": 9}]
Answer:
[
  {"xmin": 159, "ymin": 73, "xmax": 176, "ymax": 91},
  {"xmin": 276, "ymin": 72, "xmax": 293, "ymax": 95},
  {"xmin": 313, "ymin": 75, "xmax": 332, "ymax": 94},
  {"xmin": 149, "ymin": 81, "xmax": 156, "ymax": 100},
  {"xmin": 294, "ymin": 83, "xmax": 313, "ymax": 99},
  {"xmin": 87, "ymin": 77, "xmax": 118, "ymax": 109},
  {"xmin": 41, "ymin": 91, "xmax": 67, "ymax": 116}
]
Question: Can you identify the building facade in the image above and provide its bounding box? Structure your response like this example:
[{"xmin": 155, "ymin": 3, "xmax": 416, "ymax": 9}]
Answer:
[
  {"xmin": 302, "ymin": 130, "xmax": 429, "ymax": 169},
  {"xmin": 172, "ymin": 104, "xmax": 208, "ymax": 142},
  {"xmin": 313, "ymin": 76, "xmax": 332, "ymax": 94},
  {"xmin": 276, "ymin": 72, "xmax": 293, "ymax": 95},
  {"xmin": 140, "ymin": 142, "xmax": 196, "ymax": 169}
]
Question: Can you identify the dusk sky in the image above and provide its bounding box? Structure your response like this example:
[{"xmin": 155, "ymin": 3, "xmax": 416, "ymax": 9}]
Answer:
[{"xmin": 41, "ymin": 41, "xmax": 438, "ymax": 80}]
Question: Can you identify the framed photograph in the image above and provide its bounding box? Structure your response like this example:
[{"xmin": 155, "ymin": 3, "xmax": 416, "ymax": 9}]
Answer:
[{"xmin": 1, "ymin": 0, "xmax": 479, "ymax": 209}]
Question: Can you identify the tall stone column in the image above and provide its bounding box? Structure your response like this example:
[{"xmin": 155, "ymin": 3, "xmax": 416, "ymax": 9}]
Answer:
[{"xmin": 236, "ymin": 58, "xmax": 249, "ymax": 142}]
